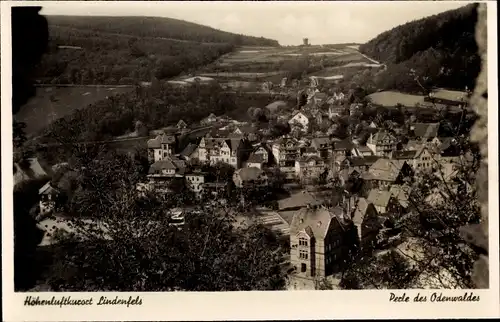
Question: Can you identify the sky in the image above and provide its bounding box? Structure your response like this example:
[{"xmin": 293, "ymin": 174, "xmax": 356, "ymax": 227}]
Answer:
[{"xmin": 34, "ymin": 1, "xmax": 470, "ymax": 45}]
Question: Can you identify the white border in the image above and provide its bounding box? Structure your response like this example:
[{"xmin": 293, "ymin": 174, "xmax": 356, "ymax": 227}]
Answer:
[{"xmin": 2, "ymin": 1, "xmax": 499, "ymax": 320}]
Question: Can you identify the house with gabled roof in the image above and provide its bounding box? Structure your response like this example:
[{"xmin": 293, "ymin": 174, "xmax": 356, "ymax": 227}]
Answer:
[
  {"xmin": 245, "ymin": 153, "xmax": 267, "ymax": 169},
  {"xmin": 271, "ymin": 136, "xmax": 301, "ymax": 178},
  {"xmin": 392, "ymin": 145, "xmax": 435, "ymax": 172},
  {"xmin": 363, "ymin": 158, "xmax": 413, "ymax": 190},
  {"xmin": 38, "ymin": 182, "xmax": 61, "ymax": 215},
  {"xmin": 367, "ymin": 189, "xmax": 400, "ymax": 214},
  {"xmin": 176, "ymin": 119, "xmax": 188, "ymax": 130},
  {"xmin": 351, "ymin": 145, "xmax": 374, "ymax": 158},
  {"xmin": 245, "ymin": 143, "xmax": 272, "ymax": 169},
  {"xmin": 289, "ymin": 205, "xmax": 356, "ymax": 289},
  {"xmin": 350, "ymin": 197, "xmax": 381, "ymax": 252},
  {"xmin": 311, "ymin": 136, "xmax": 331, "ymax": 159},
  {"xmin": 288, "ymin": 110, "xmax": 312, "ymax": 133},
  {"xmin": 410, "ymin": 122, "xmax": 440, "ymax": 141},
  {"xmin": 342, "ymin": 155, "xmax": 381, "ymax": 173},
  {"xmin": 330, "ymin": 138, "xmax": 353, "ymax": 165},
  {"xmin": 179, "ymin": 143, "xmax": 199, "ymax": 161},
  {"xmin": 366, "ymin": 130, "xmax": 397, "ymax": 157},
  {"xmin": 200, "ymin": 113, "xmax": 217, "ymax": 125},
  {"xmin": 198, "ymin": 136, "xmax": 246, "ymax": 168},
  {"xmin": 295, "ymin": 155, "xmax": 327, "ymax": 183},
  {"xmin": 337, "ymin": 167, "xmax": 362, "ymax": 188},
  {"xmin": 278, "ymin": 191, "xmax": 322, "ymax": 212},
  {"xmin": 147, "ymin": 133, "xmax": 176, "ymax": 162},
  {"xmin": 148, "ymin": 156, "xmax": 186, "ymax": 179}
]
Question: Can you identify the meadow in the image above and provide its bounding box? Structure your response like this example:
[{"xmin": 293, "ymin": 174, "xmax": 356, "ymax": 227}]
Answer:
[
  {"xmin": 195, "ymin": 44, "xmax": 373, "ymax": 90},
  {"xmin": 367, "ymin": 91, "xmax": 427, "ymax": 108}
]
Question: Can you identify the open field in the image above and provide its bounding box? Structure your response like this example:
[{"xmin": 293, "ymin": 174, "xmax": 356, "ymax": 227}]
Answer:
[
  {"xmin": 367, "ymin": 91, "xmax": 427, "ymax": 108},
  {"xmin": 15, "ymin": 86, "xmax": 134, "ymax": 136},
  {"xmin": 195, "ymin": 45, "xmax": 373, "ymax": 88},
  {"xmin": 199, "ymin": 71, "xmax": 285, "ymax": 78}
]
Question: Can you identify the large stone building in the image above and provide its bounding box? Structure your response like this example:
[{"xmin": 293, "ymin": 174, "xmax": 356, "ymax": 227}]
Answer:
[{"xmin": 289, "ymin": 205, "xmax": 355, "ymax": 289}]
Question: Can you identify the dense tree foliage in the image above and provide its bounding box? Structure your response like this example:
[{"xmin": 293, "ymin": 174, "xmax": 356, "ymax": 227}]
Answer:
[
  {"xmin": 36, "ymin": 150, "xmax": 287, "ymax": 291},
  {"xmin": 332, "ymin": 131, "xmax": 482, "ymax": 289},
  {"xmin": 37, "ymin": 26, "xmax": 234, "ymax": 85},
  {"xmin": 36, "ymin": 15, "xmax": 280, "ymax": 85},
  {"xmin": 359, "ymin": 4, "xmax": 480, "ymax": 93},
  {"xmin": 47, "ymin": 15, "xmax": 279, "ymax": 46}
]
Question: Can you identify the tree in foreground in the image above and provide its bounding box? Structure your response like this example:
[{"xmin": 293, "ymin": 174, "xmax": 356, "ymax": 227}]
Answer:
[
  {"xmin": 42, "ymin": 150, "xmax": 288, "ymax": 291},
  {"xmin": 333, "ymin": 136, "xmax": 482, "ymax": 290}
]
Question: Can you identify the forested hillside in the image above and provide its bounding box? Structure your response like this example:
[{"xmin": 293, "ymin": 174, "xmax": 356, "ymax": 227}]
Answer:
[
  {"xmin": 359, "ymin": 3, "xmax": 480, "ymax": 93},
  {"xmin": 36, "ymin": 16, "xmax": 279, "ymax": 85},
  {"xmin": 47, "ymin": 15, "xmax": 280, "ymax": 46}
]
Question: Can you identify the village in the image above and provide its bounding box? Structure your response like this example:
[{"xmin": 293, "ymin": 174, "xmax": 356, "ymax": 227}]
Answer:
[{"xmin": 22, "ymin": 66, "xmax": 475, "ymax": 290}]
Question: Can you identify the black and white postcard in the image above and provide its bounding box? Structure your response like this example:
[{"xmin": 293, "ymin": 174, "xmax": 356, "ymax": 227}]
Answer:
[{"xmin": 2, "ymin": 0, "xmax": 498, "ymax": 320}]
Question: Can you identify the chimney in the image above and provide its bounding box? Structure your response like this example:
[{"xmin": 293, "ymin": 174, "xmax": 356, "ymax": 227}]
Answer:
[{"xmin": 303, "ymin": 38, "xmax": 309, "ymax": 46}]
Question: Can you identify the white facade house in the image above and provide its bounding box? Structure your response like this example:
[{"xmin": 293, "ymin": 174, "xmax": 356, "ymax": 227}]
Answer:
[
  {"xmin": 198, "ymin": 137, "xmax": 242, "ymax": 168},
  {"xmin": 366, "ymin": 131, "xmax": 397, "ymax": 157},
  {"xmin": 39, "ymin": 182, "xmax": 60, "ymax": 215},
  {"xmin": 147, "ymin": 134, "xmax": 176, "ymax": 162},
  {"xmin": 185, "ymin": 172, "xmax": 206, "ymax": 198},
  {"xmin": 288, "ymin": 112, "xmax": 311, "ymax": 133}
]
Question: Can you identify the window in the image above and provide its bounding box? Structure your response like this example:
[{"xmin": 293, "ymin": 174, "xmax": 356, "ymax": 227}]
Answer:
[
  {"xmin": 301, "ymin": 263, "xmax": 307, "ymax": 273},
  {"xmin": 299, "ymin": 250, "xmax": 308, "ymax": 260},
  {"xmin": 299, "ymin": 237, "xmax": 308, "ymax": 246}
]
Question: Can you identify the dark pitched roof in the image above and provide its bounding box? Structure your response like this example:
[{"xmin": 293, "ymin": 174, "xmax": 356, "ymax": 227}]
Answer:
[
  {"xmin": 39, "ymin": 181, "xmax": 59, "ymax": 195},
  {"xmin": 290, "ymin": 206, "xmax": 345, "ymax": 239},
  {"xmin": 228, "ymin": 138, "xmax": 242, "ymax": 152},
  {"xmin": 412, "ymin": 123, "xmax": 440, "ymax": 139},
  {"xmin": 278, "ymin": 191, "xmax": 321, "ymax": 211},
  {"xmin": 147, "ymin": 133, "xmax": 175, "ymax": 148},
  {"xmin": 348, "ymin": 156, "xmax": 380, "ymax": 167},
  {"xmin": 180, "ymin": 143, "xmax": 198, "ymax": 157},
  {"xmin": 333, "ymin": 138, "xmax": 353, "ymax": 151},
  {"xmin": 351, "ymin": 198, "xmax": 376, "ymax": 227},
  {"xmin": 366, "ymin": 159, "xmax": 407, "ymax": 182},
  {"xmin": 247, "ymin": 153, "xmax": 266, "ymax": 163},
  {"xmin": 392, "ymin": 150, "xmax": 417, "ymax": 160},
  {"xmin": 355, "ymin": 145, "xmax": 372, "ymax": 152},
  {"xmin": 149, "ymin": 159, "xmax": 177, "ymax": 173},
  {"xmin": 367, "ymin": 189, "xmax": 393, "ymax": 208},
  {"xmin": 370, "ymin": 131, "xmax": 396, "ymax": 144},
  {"xmin": 311, "ymin": 137, "xmax": 331, "ymax": 149}
]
